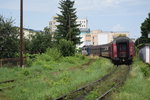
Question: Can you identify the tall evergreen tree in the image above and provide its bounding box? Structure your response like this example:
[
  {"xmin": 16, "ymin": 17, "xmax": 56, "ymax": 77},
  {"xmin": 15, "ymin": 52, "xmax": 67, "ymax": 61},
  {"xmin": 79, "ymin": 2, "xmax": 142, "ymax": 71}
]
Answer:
[{"xmin": 55, "ymin": 0, "xmax": 81, "ymax": 45}]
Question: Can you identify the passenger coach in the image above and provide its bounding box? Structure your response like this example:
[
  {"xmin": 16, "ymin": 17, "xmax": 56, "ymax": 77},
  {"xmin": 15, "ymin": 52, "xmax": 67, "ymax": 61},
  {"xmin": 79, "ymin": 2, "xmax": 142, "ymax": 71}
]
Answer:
[{"xmin": 82, "ymin": 36, "xmax": 135, "ymax": 64}]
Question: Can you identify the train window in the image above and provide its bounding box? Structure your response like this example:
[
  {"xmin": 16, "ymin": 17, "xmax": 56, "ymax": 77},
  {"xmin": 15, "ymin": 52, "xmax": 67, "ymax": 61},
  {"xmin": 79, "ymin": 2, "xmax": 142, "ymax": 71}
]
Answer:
[{"xmin": 119, "ymin": 44, "xmax": 127, "ymax": 51}]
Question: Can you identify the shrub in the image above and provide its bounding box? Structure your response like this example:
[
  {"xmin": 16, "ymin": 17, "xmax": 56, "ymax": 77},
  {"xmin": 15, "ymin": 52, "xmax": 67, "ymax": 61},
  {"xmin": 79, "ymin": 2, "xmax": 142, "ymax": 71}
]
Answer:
[
  {"xmin": 58, "ymin": 39, "xmax": 75, "ymax": 57},
  {"xmin": 31, "ymin": 48, "xmax": 62, "ymax": 68},
  {"xmin": 45, "ymin": 48, "xmax": 61, "ymax": 61},
  {"xmin": 140, "ymin": 66, "xmax": 150, "ymax": 77}
]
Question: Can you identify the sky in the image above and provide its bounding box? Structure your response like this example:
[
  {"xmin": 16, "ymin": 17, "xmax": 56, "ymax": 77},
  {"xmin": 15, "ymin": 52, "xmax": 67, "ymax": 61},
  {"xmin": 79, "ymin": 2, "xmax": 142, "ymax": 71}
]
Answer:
[{"xmin": 0, "ymin": 0, "xmax": 150, "ymax": 38}]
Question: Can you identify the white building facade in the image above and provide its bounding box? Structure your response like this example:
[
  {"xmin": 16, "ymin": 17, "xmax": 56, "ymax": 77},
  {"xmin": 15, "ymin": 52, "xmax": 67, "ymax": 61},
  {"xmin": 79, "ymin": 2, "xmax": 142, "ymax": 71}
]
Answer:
[
  {"xmin": 76, "ymin": 19, "xmax": 88, "ymax": 29},
  {"xmin": 49, "ymin": 16, "xmax": 59, "ymax": 33},
  {"xmin": 82, "ymin": 30, "xmax": 129, "ymax": 47},
  {"xmin": 139, "ymin": 44, "xmax": 150, "ymax": 64},
  {"xmin": 49, "ymin": 16, "xmax": 89, "ymax": 32}
]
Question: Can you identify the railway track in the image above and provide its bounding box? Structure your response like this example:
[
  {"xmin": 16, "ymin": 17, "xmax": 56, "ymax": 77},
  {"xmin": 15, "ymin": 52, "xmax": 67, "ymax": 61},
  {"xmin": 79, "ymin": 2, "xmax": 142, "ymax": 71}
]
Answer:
[
  {"xmin": 0, "ymin": 80, "xmax": 15, "ymax": 91},
  {"xmin": 55, "ymin": 65, "xmax": 130, "ymax": 100},
  {"xmin": 0, "ymin": 80, "xmax": 15, "ymax": 84},
  {"xmin": 95, "ymin": 65, "xmax": 130, "ymax": 100}
]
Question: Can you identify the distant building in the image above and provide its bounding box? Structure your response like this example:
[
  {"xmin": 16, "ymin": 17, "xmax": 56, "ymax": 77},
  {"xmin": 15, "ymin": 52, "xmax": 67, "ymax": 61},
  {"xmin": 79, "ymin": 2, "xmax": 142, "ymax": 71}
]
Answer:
[
  {"xmin": 139, "ymin": 44, "xmax": 150, "ymax": 64},
  {"xmin": 23, "ymin": 28, "xmax": 42, "ymax": 39},
  {"xmin": 83, "ymin": 30, "xmax": 129, "ymax": 46},
  {"xmin": 76, "ymin": 18, "xmax": 88, "ymax": 29},
  {"xmin": 49, "ymin": 16, "xmax": 89, "ymax": 33},
  {"xmin": 49, "ymin": 16, "xmax": 59, "ymax": 33},
  {"xmin": 49, "ymin": 16, "xmax": 90, "ymax": 48}
]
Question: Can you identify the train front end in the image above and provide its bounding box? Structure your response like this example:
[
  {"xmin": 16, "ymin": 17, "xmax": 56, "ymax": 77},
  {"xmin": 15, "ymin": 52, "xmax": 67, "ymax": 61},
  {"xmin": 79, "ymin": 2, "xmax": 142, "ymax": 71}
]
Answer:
[{"xmin": 112, "ymin": 36, "xmax": 135, "ymax": 64}]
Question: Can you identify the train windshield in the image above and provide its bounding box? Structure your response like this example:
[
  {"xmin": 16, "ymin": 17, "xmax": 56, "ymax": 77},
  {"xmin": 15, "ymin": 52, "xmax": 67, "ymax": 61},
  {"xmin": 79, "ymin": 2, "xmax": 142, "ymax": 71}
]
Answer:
[{"xmin": 118, "ymin": 43, "xmax": 127, "ymax": 52}]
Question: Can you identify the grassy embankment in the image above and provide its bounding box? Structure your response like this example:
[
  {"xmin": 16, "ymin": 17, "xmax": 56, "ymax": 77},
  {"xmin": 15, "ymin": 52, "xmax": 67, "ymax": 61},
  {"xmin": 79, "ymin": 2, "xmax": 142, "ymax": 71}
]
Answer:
[
  {"xmin": 109, "ymin": 57, "xmax": 150, "ymax": 100},
  {"xmin": 0, "ymin": 48, "xmax": 114, "ymax": 100}
]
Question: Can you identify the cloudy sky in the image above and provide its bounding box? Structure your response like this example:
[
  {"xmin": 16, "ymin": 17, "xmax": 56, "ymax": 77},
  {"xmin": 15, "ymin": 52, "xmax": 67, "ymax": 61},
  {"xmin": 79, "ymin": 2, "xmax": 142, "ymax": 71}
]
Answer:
[{"xmin": 0, "ymin": 0, "xmax": 150, "ymax": 38}]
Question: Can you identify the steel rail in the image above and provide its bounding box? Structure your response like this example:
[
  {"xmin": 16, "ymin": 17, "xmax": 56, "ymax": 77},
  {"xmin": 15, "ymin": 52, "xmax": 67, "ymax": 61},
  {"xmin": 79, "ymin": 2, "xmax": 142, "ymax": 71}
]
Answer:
[
  {"xmin": 55, "ymin": 66, "xmax": 118, "ymax": 100},
  {"xmin": 96, "ymin": 65, "xmax": 130, "ymax": 100}
]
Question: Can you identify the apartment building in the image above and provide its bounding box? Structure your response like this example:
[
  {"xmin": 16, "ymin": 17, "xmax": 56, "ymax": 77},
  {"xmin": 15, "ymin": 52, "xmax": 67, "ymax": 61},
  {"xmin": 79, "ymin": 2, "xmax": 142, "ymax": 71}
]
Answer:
[
  {"xmin": 76, "ymin": 18, "xmax": 88, "ymax": 29},
  {"xmin": 83, "ymin": 30, "xmax": 129, "ymax": 46},
  {"xmin": 49, "ymin": 16, "xmax": 89, "ymax": 32},
  {"xmin": 49, "ymin": 16, "xmax": 59, "ymax": 33}
]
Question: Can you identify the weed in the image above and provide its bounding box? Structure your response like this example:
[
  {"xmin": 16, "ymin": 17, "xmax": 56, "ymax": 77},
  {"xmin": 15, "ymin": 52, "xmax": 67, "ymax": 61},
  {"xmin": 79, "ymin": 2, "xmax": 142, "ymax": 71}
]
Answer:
[{"xmin": 108, "ymin": 57, "xmax": 150, "ymax": 100}]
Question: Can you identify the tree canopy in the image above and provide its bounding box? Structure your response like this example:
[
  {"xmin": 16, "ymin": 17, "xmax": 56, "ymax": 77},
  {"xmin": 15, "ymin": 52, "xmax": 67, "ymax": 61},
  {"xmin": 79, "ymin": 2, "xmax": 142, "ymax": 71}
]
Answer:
[
  {"xmin": 25, "ymin": 30, "xmax": 52, "ymax": 54},
  {"xmin": 55, "ymin": 0, "xmax": 81, "ymax": 46},
  {"xmin": 141, "ymin": 13, "xmax": 150, "ymax": 38},
  {"xmin": 0, "ymin": 16, "xmax": 19, "ymax": 58},
  {"xmin": 135, "ymin": 13, "xmax": 150, "ymax": 47}
]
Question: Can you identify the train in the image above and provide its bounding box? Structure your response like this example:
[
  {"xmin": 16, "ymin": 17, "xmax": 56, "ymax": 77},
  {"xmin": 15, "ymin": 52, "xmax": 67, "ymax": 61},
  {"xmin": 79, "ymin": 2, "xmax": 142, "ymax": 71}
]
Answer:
[{"xmin": 82, "ymin": 36, "xmax": 135, "ymax": 64}]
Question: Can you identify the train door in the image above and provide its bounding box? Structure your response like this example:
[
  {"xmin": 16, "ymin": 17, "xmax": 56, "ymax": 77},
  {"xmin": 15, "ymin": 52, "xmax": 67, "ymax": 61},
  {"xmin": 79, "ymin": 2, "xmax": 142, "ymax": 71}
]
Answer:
[{"xmin": 117, "ymin": 42, "xmax": 129, "ymax": 58}]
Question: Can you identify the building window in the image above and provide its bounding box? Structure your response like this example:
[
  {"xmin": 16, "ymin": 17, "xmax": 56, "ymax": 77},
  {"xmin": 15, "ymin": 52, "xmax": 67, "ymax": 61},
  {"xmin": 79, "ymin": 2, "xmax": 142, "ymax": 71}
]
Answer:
[
  {"xmin": 86, "ymin": 40, "xmax": 91, "ymax": 42},
  {"xmin": 86, "ymin": 35, "xmax": 91, "ymax": 37}
]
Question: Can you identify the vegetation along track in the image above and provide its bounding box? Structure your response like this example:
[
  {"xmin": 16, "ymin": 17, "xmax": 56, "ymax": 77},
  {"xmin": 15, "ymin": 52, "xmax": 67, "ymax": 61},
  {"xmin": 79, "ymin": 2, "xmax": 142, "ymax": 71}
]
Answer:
[
  {"xmin": 0, "ymin": 80, "xmax": 15, "ymax": 91},
  {"xmin": 0, "ymin": 59, "xmax": 96, "ymax": 92},
  {"xmin": 55, "ymin": 65, "xmax": 130, "ymax": 100}
]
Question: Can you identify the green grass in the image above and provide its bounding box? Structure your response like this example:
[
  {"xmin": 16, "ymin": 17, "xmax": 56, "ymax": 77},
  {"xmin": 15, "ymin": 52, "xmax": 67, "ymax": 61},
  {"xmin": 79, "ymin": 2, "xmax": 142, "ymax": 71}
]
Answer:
[
  {"xmin": 109, "ymin": 57, "xmax": 150, "ymax": 100},
  {"xmin": 0, "ymin": 48, "xmax": 114, "ymax": 100}
]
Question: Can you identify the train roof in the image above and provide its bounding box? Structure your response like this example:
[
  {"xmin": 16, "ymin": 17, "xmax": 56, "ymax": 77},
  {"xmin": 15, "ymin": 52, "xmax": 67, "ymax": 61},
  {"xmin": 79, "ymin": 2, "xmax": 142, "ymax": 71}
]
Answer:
[{"xmin": 112, "ymin": 36, "xmax": 132, "ymax": 43}]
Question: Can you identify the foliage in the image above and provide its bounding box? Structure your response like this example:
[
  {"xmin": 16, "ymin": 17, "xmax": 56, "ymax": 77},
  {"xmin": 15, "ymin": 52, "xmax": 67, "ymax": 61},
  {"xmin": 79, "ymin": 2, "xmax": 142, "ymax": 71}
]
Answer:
[
  {"xmin": 43, "ymin": 26, "xmax": 51, "ymax": 34},
  {"xmin": 58, "ymin": 39, "xmax": 75, "ymax": 56},
  {"xmin": 135, "ymin": 13, "xmax": 150, "ymax": 47},
  {"xmin": 141, "ymin": 13, "xmax": 150, "ymax": 38},
  {"xmin": 24, "ymin": 26, "xmax": 53, "ymax": 54},
  {"xmin": 0, "ymin": 15, "xmax": 19, "ymax": 58},
  {"xmin": 55, "ymin": 0, "xmax": 81, "ymax": 46},
  {"xmin": 108, "ymin": 57, "xmax": 150, "ymax": 100},
  {"xmin": 25, "ymin": 32, "xmax": 52, "ymax": 54},
  {"xmin": 32, "ymin": 48, "xmax": 62, "ymax": 68},
  {"xmin": 0, "ymin": 56, "xmax": 114, "ymax": 100},
  {"xmin": 140, "ymin": 65, "xmax": 150, "ymax": 77}
]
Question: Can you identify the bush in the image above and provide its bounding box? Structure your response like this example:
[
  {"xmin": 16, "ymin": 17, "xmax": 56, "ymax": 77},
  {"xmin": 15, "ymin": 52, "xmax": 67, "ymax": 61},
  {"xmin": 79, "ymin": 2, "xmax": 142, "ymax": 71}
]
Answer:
[
  {"xmin": 58, "ymin": 39, "xmax": 75, "ymax": 57},
  {"xmin": 140, "ymin": 66, "xmax": 150, "ymax": 77},
  {"xmin": 45, "ymin": 48, "xmax": 61, "ymax": 61},
  {"xmin": 32, "ymin": 48, "xmax": 62, "ymax": 68}
]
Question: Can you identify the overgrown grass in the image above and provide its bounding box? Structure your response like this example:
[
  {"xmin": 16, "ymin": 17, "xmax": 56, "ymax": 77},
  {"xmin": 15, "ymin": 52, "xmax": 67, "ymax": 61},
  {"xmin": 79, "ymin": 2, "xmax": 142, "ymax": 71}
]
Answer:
[
  {"xmin": 0, "ymin": 48, "xmax": 114, "ymax": 100},
  {"xmin": 109, "ymin": 57, "xmax": 150, "ymax": 100}
]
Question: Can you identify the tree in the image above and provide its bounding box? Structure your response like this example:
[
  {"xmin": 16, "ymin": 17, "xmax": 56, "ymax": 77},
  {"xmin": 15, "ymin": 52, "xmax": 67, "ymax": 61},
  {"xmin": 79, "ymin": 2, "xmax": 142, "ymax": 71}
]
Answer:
[
  {"xmin": 59, "ymin": 39, "xmax": 75, "ymax": 56},
  {"xmin": 43, "ymin": 26, "xmax": 51, "ymax": 34},
  {"xmin": 135, "ymin": 13, "xmax": 150, "ymax": 47},
  {"xmin": 24, "ymin": 26, "xmax": 53, "ymax": 54},
  {"xmin": 141, "ymin": 13, "xmax": 150, "ymax": 38},
  {"xmin": 55, "ymin": 0, "xmax": 81, "ymax": 45},
  {"xmin": 0, "ymin": 16, "xmax": 19, "ymax": 58},
  {"xmin": 26, "ymin": 32, "xmax": 52, "ymax": 54}
]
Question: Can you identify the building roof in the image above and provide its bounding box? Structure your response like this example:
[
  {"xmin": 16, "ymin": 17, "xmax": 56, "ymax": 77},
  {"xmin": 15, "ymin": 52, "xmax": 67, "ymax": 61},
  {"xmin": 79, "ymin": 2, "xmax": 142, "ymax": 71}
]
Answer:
[
  {"xmin": 24, "ymin": 28, "xmax": 42, "ymax": 33},
  {"xmin": 145, "ymin": 43, "xmax": 150, "ymax": 46},
  {"xmin": 79, "ymin": 28, "xmax": 90, "ymax": 33}
]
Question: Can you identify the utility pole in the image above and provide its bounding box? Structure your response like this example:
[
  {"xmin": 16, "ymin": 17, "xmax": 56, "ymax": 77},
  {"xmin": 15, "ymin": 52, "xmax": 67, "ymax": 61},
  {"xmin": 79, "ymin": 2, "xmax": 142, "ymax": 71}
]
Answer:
[{"xmin": 20, "ymin": 0, "xmax": 24, "ymax": 67}]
